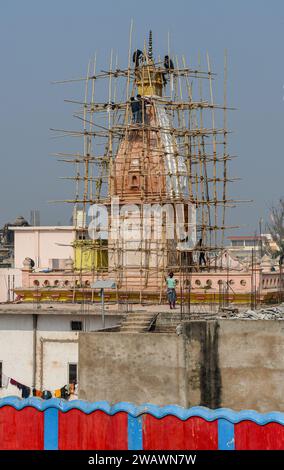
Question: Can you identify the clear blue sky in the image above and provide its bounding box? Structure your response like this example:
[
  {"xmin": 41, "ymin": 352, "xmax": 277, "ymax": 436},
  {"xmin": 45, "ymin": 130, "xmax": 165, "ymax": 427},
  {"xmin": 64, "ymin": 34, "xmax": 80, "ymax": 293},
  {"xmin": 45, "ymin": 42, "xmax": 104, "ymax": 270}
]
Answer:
[{"xmin": 0, "ymin": 0, "xmax": 283, "ymax": 236}]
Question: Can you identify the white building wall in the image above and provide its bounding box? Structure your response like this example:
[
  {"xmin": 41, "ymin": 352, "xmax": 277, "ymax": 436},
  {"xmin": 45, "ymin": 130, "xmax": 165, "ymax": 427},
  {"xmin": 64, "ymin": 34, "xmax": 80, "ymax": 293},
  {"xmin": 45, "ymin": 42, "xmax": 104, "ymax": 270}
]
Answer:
[
  {"xmin": 0, "ymin": 315, "xmax": 33, "ymax": 398},
  {"xmin": 39, "ymin": 336, "xmax": 78, "ymax": 391},
  {"xmin": 0, "ymin": 313, "xmax": 119, "ymax": 398},
  {"xmin": 37, "ymin": 314, "xmax": 118, "ymax": 332}
]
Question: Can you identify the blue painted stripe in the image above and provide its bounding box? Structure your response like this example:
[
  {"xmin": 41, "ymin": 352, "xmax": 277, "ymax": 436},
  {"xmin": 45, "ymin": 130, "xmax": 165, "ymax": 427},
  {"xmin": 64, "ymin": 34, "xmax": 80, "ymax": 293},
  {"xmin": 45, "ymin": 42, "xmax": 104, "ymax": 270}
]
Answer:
[
  {"xmin": 44, "ymin": 407, "xmax": 59, "ymax": 450},
  {"xmin": 128, "ymin": 415, "xmax": 143, "ymax": 450},
  {"xmin": 0, "ymin": 397, "xmax": 284, "ymax": 425},
  {"xmin": 218, "ymin": 419, "xmax": 235, "ymax": 450}
]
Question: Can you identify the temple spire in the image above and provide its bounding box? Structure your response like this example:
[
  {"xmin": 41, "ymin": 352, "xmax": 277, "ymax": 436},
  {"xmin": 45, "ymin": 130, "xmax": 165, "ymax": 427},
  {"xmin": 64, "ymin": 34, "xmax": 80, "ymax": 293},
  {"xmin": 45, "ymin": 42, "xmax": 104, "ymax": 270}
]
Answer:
[
  {"xmin": 148, "ymin": 30, "xmax": 153, "ymax": 61},
  {"xmin": 135, "ymin": 30, "xmax": 164, "ymax": 97}
]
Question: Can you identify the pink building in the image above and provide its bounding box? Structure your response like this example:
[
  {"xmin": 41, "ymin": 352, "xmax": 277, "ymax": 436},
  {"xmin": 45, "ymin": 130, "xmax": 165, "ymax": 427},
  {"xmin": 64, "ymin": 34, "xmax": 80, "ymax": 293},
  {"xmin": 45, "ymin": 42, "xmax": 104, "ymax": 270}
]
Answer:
[
  {"xmin": 15, "ymin": 250, "xmax": 283, "ymax": 305},
  {"xmin": 10, "ymin": 226, "xmax": 75, "ymax": 270}
]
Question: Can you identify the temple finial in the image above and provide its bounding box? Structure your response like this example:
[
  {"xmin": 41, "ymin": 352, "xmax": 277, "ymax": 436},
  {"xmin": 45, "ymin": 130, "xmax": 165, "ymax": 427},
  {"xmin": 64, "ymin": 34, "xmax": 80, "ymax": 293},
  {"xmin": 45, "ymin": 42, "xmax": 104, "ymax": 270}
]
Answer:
[
  {"xmin": 136, "ymin": 30, "xmax": 163, "ymax": 97},
  {"xmin": 148, "ymin": 30, "xmax": 153, "ymax": 61}
]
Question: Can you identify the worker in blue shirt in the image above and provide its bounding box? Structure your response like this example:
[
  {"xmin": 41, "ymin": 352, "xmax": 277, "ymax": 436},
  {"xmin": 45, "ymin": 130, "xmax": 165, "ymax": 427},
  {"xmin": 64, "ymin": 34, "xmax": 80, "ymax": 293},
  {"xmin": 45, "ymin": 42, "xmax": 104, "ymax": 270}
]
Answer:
[{"xmin": 166, "ymin": 272, "xmax": 177, "ymax": 309}]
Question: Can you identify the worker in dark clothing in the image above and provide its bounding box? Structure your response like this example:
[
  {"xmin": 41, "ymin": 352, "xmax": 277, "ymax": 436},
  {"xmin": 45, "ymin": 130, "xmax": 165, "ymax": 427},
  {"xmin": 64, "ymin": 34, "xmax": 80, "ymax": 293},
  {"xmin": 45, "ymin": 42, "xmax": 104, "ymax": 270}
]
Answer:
[
  {"xmin": 133, "ymin": 49, "xmax": 143, "ymax": 67},
  {"xmin": 162, "ymin": 55, "xmax": 174, "ymax": 85},
  {"xmin": 164, "ymin": 55, "xmax": 174, "ymax": 70},
  {"xmin": 198, "ymin": 238, "xmax": 206, "ymax": 266},
  {"xmin": 130, "ymin": 95, "xmax": 147, "ymax": 124},
  {"xmin": 136, "ymin": 94, "xmax": 143, "ymax": 123},
  {"xmin": 130, "ymin": 96, "xmax": 139, "ymax": 123}
]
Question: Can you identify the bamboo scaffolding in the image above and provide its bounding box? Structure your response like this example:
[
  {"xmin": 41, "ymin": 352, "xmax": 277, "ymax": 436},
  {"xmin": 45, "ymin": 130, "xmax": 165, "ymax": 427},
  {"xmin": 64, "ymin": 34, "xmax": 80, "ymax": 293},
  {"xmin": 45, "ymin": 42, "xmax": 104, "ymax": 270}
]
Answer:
[{"xmin": 50, "ymin": 31, "xmax": 239, "ymax": 306}]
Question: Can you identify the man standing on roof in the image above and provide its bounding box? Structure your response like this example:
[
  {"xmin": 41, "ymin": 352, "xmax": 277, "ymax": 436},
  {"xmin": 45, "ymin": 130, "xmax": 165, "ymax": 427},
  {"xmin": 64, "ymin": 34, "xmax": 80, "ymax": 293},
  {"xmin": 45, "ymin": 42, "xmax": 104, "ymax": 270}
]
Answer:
[{"xmin": 166, "ymin": 272, "xmax": 177, "ymax": 309}]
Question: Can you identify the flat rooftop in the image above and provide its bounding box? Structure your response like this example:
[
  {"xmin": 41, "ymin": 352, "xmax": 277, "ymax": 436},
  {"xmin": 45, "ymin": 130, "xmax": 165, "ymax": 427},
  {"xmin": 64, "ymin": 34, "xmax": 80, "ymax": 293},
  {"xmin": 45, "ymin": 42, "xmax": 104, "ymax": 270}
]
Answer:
[
  {"xmin": 0, "ymin": 302, "xmax": 123, "ymax": 315},
  {"xmin": 8, "ymin": 226, "xmax": 74, "ymax": 231}
]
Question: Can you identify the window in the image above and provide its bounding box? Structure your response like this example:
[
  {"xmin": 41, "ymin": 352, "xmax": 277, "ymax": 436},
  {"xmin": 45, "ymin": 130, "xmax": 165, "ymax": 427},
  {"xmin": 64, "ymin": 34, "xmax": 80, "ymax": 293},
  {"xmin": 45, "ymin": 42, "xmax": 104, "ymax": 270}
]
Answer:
[
  {"xmin": 0, "ymin": 362, "xmax": 2, "ymax": 388},
  {"xmin": 68, "ymin": 363, "xmax": 77, "ymax": 384},
  {"xmin": 71, "ymin": 321, "xmax": 82, "ymax": 331}
]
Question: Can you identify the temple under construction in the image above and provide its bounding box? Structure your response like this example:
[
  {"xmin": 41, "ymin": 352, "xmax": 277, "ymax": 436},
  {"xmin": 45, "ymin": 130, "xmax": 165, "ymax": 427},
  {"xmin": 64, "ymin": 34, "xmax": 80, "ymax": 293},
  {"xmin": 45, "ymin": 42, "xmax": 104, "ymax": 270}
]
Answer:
[
  {"xmin": 50, "ymin": 29, "xmax": 239, "ymax": 306},
  {"xmin": 17, "ymin": 29, "xmax": 268, "ymax": 309}
]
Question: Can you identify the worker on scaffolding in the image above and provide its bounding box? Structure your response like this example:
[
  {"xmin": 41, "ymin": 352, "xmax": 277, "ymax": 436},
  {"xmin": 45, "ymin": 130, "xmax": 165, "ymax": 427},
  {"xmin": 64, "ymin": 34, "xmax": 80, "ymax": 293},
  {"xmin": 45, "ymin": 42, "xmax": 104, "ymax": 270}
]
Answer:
[
  {"xmin": 130, "ymin": 96, "xmax": 139, "ymax": 123},
  {"xmin": 166, "ymin": 272, "xmax": 177, "ymax": 309},
  {"xmin": 130, "ymin": 95, "xmax": 147, "ymax": 124},
  {"xmin": 136, "ymin": 94, "xmax": 143, "ymax": 123},
  {"xmin": 197, "ymin": 238, "xmax": 207, "ymax": 267}
]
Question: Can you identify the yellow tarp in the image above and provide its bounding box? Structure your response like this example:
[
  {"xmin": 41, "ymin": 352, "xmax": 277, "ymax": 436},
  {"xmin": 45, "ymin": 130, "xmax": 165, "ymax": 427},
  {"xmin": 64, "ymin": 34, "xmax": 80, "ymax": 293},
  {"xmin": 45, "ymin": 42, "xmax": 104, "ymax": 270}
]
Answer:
[{"xmin": 73, "ymin": 240, "xmax": 108, "ymax": 271}]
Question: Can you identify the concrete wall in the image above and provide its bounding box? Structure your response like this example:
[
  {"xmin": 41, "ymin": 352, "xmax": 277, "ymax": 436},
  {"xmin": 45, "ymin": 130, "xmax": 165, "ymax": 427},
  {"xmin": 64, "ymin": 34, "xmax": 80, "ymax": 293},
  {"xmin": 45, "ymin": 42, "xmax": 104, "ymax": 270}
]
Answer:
[
  {"xmin": 211, "ymin": 320, "xmax": 284, "ymax": 412},
  {"xmin": 79, "ymin": 332, "xmax": 187, "ymax": 405},
  {"xmin": 79, "ymin": 320, "xmax": 284, "ymax": 412}
]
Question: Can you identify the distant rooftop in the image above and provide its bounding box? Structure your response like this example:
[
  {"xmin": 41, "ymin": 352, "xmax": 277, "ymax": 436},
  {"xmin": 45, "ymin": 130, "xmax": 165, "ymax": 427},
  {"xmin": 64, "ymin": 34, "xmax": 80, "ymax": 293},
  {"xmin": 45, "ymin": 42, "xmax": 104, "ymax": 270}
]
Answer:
[
  {"xmin": 8, "ymin": 226, "xmax": 74, "ymax": 231},
  {"xmin": 228, "ymin": 235, "xmax": 264, "ymax": 240}
]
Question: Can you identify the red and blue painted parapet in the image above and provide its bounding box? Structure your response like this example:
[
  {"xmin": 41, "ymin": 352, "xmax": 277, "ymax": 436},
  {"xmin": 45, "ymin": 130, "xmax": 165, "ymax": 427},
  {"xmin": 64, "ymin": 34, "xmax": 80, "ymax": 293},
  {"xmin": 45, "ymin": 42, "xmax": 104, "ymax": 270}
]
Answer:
[{"xmin": 0, "ymin": 397, "xmax": 284, "ymax": 450}]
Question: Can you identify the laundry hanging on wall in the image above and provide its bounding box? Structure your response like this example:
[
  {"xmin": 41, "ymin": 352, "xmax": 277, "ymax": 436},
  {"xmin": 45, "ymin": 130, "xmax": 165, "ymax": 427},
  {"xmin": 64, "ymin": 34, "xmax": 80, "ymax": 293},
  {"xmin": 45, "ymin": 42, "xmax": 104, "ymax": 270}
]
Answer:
[{"xmin": 0, "ymin": 373, "xmax": 77, "ymax": 400}]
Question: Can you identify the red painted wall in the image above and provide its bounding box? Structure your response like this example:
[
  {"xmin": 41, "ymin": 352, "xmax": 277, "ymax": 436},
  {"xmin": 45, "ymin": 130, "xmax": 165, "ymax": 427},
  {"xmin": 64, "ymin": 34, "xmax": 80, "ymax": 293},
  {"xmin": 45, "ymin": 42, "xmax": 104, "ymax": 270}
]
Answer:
[
  {"xmin": 235, "ymin": 421, "xmax": 284, "ymax": 450},
  {"xmin": 0, "ymin": 403, "xmax": 283, "ymax": 450},
  {"xmin": 0, "ymin": 406, "xmax": 44, "ymax": 450},
  {"xmin": 58, "ymin": 410, "xmax": 128, "ymax": 450},
  {"xmin": 143, "ymin": 415, "xmax": 218, "ymax": 450}
]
